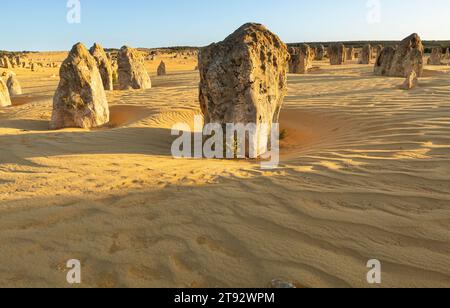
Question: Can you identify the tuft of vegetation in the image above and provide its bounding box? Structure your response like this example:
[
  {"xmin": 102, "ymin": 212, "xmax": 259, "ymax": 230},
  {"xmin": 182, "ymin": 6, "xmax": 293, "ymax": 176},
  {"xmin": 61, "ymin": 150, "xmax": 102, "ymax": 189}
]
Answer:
[{"xmin": 279, "ymin": 129, "xmax": 288, "ymax": 141}]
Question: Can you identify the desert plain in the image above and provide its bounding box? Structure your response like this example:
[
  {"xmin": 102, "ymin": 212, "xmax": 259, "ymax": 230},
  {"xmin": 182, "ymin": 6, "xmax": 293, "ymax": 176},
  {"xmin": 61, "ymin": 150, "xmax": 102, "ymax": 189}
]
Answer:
[{"xmin": 0, "ymin": 48, "xmax": 449, "ymax": 288}]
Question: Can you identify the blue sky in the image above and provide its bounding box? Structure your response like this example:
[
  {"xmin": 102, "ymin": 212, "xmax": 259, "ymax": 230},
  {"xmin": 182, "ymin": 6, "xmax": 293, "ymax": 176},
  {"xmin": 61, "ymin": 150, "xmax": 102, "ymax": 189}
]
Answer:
[{"xmin": 2, "ymin": 0, "xmax": 450, "ymax": 51}]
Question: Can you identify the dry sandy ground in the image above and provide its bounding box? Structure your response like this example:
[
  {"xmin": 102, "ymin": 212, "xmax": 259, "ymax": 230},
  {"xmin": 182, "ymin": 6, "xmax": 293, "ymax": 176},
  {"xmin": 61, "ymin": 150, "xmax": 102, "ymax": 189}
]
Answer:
[{"xmin": 0, "ymin": 53, "xmax": 449, "ymax": 288}]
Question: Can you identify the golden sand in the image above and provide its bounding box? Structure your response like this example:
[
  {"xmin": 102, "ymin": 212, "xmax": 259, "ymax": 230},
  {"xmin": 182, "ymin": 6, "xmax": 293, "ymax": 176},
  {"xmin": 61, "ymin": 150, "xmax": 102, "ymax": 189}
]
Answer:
[{"xmin": 0, "ymin": 53, "xmax": 449, "ymax": 287}]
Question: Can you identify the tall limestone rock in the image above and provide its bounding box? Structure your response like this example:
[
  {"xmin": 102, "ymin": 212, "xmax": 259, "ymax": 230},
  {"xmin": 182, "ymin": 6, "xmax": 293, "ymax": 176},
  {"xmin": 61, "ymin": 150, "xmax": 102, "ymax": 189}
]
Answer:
[
  {"xmin": 89, "ymin": 43, "xmax": 114, "ymax": 91},
  {"xmin": 50, "ymin": 43, "xmax": 109, "ymax": 129},
  {"xmin": 290, "ymin": 44, "xmax": 312, "ymax": 74},
  {"xmin": 359, "ymin": 44, "xmax": 371, "ymax": 64},
  {"xmin": 157, "ymin": 61, "xmax": 167, "ymax": 76},
  {"xmin": 199, "ymin": 23, "xmax": 289, "ymax": 157},
  {"xmin": 374, "ymin": 46, "xmax": 396, "ymax": 76},
  {"xmin": 390, "ymin": 33, "xmax": 424, "ymax": 77},
  {"xmin": 427, "ymin": 47, "xmax": 442, "ymax": 65},
  {"xmin": 315, "ymin": 45, "xmax": 325, "ymax": 60},
  {"xmin": 374, "ymin": 45, "xmax": 383, "ymax": 59},
  {"xmin": 329, "ymin": 43, "xmax": 346, "ymax": 65},
  {"xmin": 6, "ymin": 73, "xmax": 22, "ymax": 96},
  {"xmin": 374, "ymin": 34, "xmax": 424, "ymax": 77},
  {"xmin": 3, "ymin": 56, "xmax": 12, "ymax": 69},
  {"xmin": 118, "ymin": 46, "xmax": 152, "ymax": 90},
  {"xmin": 0, "ymin": 78, "xmax": 12, "ymax": 107},
  {"xmin": 346, "ymin": 47, "xmax": 354, "ymax": 61}
]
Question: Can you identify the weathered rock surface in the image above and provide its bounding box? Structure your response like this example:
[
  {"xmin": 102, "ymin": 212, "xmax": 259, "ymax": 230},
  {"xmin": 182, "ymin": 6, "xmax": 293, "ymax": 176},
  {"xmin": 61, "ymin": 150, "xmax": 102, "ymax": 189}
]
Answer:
[
  {"xmin": 199, "ymin": 23, "xmax": 289, "ymax": 157},
  {"xmin": 118, "ymin": 46, "xmax": 152, "ymax": 90},
  {"xmin": 427, "ymin": 47, "xmax": 442, "ymax": 65},
  {"xmin": 400, "ymin": 70, "xmax": 418, "ymax": 90},
  {"xmin": 2, "ymin": 56, "xmax": 12, "ymax": 69},
  {"xmin": 157, "ymin": 61, "xmax": 166, "ymax": 76},
  {"xmin": 391, "ymin": 34, "xmax": 424, "ymax": 77},
  {"xmin": 89, "ymin": 43, "xmax": 114, "ymax": 91},
  {"xmin": 374, "ymin": 46, "xmax": 396, "ymax": 76},
  {"xmin": 374, "ymin": 34, "xmax": 424, "ymax": 77},
  {"xmin": 6, "ymin": 73, "xmax": 22, "ymax": 96},
  {"xmin": 346, "ymin": 47, "xmax": 354, "ymax": 61},
  {"xmin": 290, "ymin": 44, "xmax": 312, "ymax": 74},
  {"xmin": 0, "ymin": 78, "xmax": 12, "ymax": 107},
  {"xmin": 374, "ymin": 45, "xmax": 383, "ymax": 59},
  {"xmin": 50, "ymin": 43, "xmax": 109, "ymax": 129},
  {"xmin": 359, "ymin": 44, "xmax": 371, "ymax": 64},
  {"xmin": 315, "ymin": 45, "xmax": 325, "ymax": 60},
  {"xmin": 329, "ymin": 43, "xmax": 345, "ymax": 65}
]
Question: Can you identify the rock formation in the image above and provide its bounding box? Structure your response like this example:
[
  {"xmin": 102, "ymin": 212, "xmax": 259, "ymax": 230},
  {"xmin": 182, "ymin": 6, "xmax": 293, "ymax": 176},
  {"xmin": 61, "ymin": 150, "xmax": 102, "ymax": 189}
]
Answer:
[
  {"xmin": 374, "ymin": 46, "xmax": 396, "ymax": 76},
  {"xmin": 309, "ymin": 46, "xmax": 316, "ymax": 62},
  {"xmin": 3, "ymin": 56, "xmax": 12, "ymax": 69},
  {"xmin": 400, "ymin": 70, "xmax": 418, "ymax": 90},
  {"xmin": 50, "ymin": 43, "xmax": 109, "ymax": 130},
  {"xmin": 329, "ymin": 43, "xmax": 346, "ymax": 65},
  {"xmin": 199, "ymin": 23, "xmax": 289, "ymax": 157},
  {"xmin": 427, "ymin": 47, "xmax": 442, "ymax": 65},
  {"xmin": 290, "ymin": 44, "xmax": 312, "ymax": 74},
  {"xmin": 157, "ymin": 61, "xmax": 166, "ymax": 76},
  {"xmin": 6, "ymin": 73, "xmax": 22, "ymax": 96},
  {"xmin": 374, "ymin": 34, "xmax": 424, "ymax": 77},
  {"xmin": 315, "ymin": 45, "xmax": 325, "ymax": 60},
  {"xmin": 346, "ymin": 47, "xmax": 354, "ymax": 61},
  {"xmin": 117, "ymin": 46, "xmax": 152, "ymax": 90},
  {"xmin": 390, "ymin": 34, "xmax": 424, "ymax": 77},
  {"xmin": 359, "ymin": 44, "xmax": 371, "ymax": 64},
  {"xmin": 89, "ymin": 43, "xmax": 114, "ymax": 91},
  {"xmin": 374, "ymin": 45, "xmax": 383, "ymax": 59},
  {"xmin": 0, "ymin": 78, "xmax": 12, "ymax": 107}
]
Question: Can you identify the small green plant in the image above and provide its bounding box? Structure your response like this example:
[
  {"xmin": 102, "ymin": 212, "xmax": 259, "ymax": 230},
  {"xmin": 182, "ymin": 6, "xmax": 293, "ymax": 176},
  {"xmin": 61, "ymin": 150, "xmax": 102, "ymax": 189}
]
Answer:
[{"xmin": 279, "ymin": 129, "xmax": 288, "ymax": 140}]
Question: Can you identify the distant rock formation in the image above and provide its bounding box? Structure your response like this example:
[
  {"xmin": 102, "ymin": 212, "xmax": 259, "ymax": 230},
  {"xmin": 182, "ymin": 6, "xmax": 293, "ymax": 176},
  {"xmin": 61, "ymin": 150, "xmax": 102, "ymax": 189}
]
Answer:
[
  {"xmin": 374, "ymin": 45, "xmax": 383, "ymax": 59},
  {"xmin": 329, "ymin": 43, "xmax": 345, "ymax": 65},
  {"xmin": 118, "ymin": 46, "xmax": 152, "ymax": 90},
  {"xmin": 6, "ymin": 74, "xmax": 22, "ymax": 96},
  {"xmin": 157, "ymin": 61, "xmax": 166, "ymax": 76},
  {"xmin": 2, "ymin": 56, "xmax": 12, "ymax": 69},
  {"xmin": 315, "ymin": 45, "xmax": 325, "ymax": 60},
  {"xmin": 309, "ymin": 46, "xmax": 316, "ymax": 62},
  {"xmin": 199, "ymin": 23, "xmax": 289, "ymax": 157},
  {"xmin": 290, "ymin": 44, "xmax": 312, "ymax": 74},
  {"xmin": 50, "ymin": 43, "xmax": 109, "ymax": 129},
  {"xmin": 427, "ymin": 47, "xmax": 442, "ymax": 65},
  {"xmin": 90, "ymin": 43, "xmax": 114, "ymax": 91},
  {"xmin": 359, "ymin": 44, "xmax": 371, "ymax": 64},
  {"xmin": 346, "ymin": 47, "xmax": 354, "ymax": 61},
  {"xmin": 374, "ymin": 34, "xmax": 424, "ymax": 77}
]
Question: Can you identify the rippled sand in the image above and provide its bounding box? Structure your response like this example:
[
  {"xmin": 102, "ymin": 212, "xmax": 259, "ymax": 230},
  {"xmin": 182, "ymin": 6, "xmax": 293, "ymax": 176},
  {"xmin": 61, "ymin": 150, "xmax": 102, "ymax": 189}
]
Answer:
[{"xmin": 0, "ymin": 53, "xmax": 449, "ymax": 287}]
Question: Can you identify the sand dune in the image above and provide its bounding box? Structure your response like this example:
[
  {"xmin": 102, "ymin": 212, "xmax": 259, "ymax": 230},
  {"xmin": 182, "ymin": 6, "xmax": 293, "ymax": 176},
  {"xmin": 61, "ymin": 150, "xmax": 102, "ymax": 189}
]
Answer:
[{"xmin": 0, "ymin": 55, "xmax": 449, "ymax": 287}]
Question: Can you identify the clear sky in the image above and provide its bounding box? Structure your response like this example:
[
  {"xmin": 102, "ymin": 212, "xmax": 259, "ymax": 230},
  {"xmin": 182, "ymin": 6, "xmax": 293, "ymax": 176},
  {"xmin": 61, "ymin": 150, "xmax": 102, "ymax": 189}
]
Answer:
[{"xmin": 2, "ymin": 0, "xmax": 450, "ymax": 51}]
